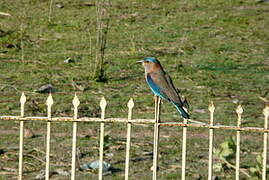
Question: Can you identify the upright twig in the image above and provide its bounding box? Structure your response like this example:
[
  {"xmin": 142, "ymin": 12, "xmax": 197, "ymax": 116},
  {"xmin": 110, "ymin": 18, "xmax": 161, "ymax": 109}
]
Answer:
[
  {"xmin": 93, "ymin": 0, "xmax": 110, "ymax": 81},
  {"xmin": 19, "ymin": 3, "xmax": 27, "ymax": 63},
  {"xmin": 48, "ymin": 0, "xmax": 54, "ymax": 22}
]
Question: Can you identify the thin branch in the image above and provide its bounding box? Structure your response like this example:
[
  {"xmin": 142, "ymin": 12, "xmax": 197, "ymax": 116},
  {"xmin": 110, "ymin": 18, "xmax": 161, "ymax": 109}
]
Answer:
[{"xmin": 215, "ymin": 156, "xmax": 251, "ymax": 178}]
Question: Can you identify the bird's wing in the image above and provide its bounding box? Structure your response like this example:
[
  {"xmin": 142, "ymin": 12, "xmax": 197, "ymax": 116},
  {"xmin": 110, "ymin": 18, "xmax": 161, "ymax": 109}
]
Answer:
[
  {"xmin": 162, "ymin": 72, "xmax": 184, "ymax": 105},
  {"xmin": 164, "ymin": 73, "xmax": 179, "ymax": 94},
  {"xmin": 146, "ymin": 74, "xmax": 168, "ymax": 100},
  {"xmin": 149, "ymin": 71, "xmax": 183, "ymax": 106}
]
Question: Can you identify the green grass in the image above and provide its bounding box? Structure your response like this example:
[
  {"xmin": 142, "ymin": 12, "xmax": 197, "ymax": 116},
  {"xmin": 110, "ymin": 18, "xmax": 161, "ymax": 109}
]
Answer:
[{"xmin": 0, "ymin": 0, "xmax": 269, "ymax": 179}]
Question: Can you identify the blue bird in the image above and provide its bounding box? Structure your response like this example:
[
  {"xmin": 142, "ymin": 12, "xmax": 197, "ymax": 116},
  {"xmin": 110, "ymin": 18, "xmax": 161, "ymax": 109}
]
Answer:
[{"xmin": 138, "ymin": 57, "xmax": 190, "ymax": 119}]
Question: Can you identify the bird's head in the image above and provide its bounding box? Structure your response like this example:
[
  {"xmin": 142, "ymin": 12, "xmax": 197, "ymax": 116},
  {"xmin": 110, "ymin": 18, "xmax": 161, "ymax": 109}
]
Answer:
[
  {"xmin": 137, "ymin": 57, "xmax": 160, "ymax": 64},
  {"xmin": 137, "ymin": 57, "xmax": 162, "ymax": 72}
]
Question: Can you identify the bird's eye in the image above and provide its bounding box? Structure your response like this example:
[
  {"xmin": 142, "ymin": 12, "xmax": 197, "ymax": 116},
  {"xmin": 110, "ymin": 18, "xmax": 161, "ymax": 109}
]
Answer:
[{"xmin": 144, "ymin": 61, "xmax": 149, "ymax": 63}]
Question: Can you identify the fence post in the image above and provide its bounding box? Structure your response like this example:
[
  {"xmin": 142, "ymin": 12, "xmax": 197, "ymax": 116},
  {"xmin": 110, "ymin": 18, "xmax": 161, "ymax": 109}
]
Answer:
[
  {"xmin": 19, "ymin": 92, "xmax": 26, "ymax": 180},
  {"xmin": 45, "ymin": 94, "xmax": 53, "ymax": 180},
  {"xmin": 153, "ymin": 96, "xmax": 161, "ymax": 180},
  {"xmin": 235, "ymin": 105, "xmax": 243, "ymax": 180},
  {"xmin": 208, "ymin": 101, "xmax": 215, "ymax": 180},
  {"xmin": 71, "ymin": 94, "xmax": 80, "ymax": 180},
  {"xmin": 262, "ymin": 105, "xmax": 269, "ymax": 180},
  {"xmin": 181, "ymin": 117, "xmax": 187, "ymax": 180},
  {"xmin": 99, "ymin": 97, "xmax": 107, "ymax": 180},
  {"xmin": 125, "ymin": 98, "xmax": 134, "ymax": 180}
]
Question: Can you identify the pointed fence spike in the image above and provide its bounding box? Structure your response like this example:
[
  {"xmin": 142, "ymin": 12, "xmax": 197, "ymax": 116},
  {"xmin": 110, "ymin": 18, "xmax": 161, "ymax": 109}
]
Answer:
[
  {"xmin": 20, "ymin": 92, "xmax": 26, "ymax": 117},
  {"xmin": 72, "ymin": 93, "xmax": 80, "ymax": 108},
  {"xmin": 46, "ymin": 93, "xmax": 54, "ymax": 107},
  {"xmin": 208, "ymin": 101, "xmax": 215, "ymax": 113},
  {"xmin": 46, "ymin": 93, "xmax": 53, "ymax": 119},
  {"xmin": 127, "ymin": 98, "xmax": 134, "ymax": 121},
  {"xmin": 127, "ymin": 98, "xmax": 134, "ymax": 110},
  {"xmin": 100, "ymin": 96, "xmax": 107, "ymax": 111},
  {"xmin": 263, "ymin": 105, "xmax": 269, "ymax": 118},
  {"xmin": 20, "ymin": 92, "xmax": 26, "ymax": 105},
  {"xmin": 236, "ymin": 105, "xmax": 243, "ymax": 115},
  {"xmin": 72, "ymin": 93, "xmax": 80, "ymax": 120}
]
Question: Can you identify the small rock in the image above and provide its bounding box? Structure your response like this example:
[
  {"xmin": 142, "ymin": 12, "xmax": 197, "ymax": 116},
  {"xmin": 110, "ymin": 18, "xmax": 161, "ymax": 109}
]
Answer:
[
  {"xmin": 64, "ymin": 57, "xmax": 75, "ymax": 63},
  {"xmin": 54, "ymin": 169, "xmax": 69, "ymax": 176},
  {"xmin": 193, "ymin": 109, "xmax": 206, "ymax": 113},
  {"xmin": 0, "ymin": 149, "xmax": 5, "ymax": 155},
  {"xmin": 142, "ymin": 151, "xmax": 153, "ymax": 156},
  {"xmin": 55, "ymin": 3, "xmax": 64, "ymax": 8},
  {"xmin": 150, "ymin": 165, "xmax": 159, "ymax": 171},
  {"xmin": 80, "ymin": 160, "xmax": 111, "ymax": 173},
  {"xmin": 36, "ymin": 84, "xmax": 56, "ymax": 93},
  {"xmin": 24, "ymin": 128, "xmax": 35, "ymax": 138},
  {"xmin": 212, "ymin": 176, "xmax": 221, "ymax": 180},
  {"xmin": 232, "ymin": 99, "xmax": 239, "ymax": 104},
  {"xmin": 105, "ymin": 153, "xmax": 114, "ymax": 159},
  {"xmin": 5, "ymin": 44, "xmax": 15, "ymax": 48},
  {"xmin": 35, "ymin": 170, "xmax": 45, "ymax": 179},
  {"xmin": 81, "ymin": 1, "xmax": 95, "ymax": 6},
  {"xmin": 258, "ymin": 0, "xmax": 269, "ymax": 3}
]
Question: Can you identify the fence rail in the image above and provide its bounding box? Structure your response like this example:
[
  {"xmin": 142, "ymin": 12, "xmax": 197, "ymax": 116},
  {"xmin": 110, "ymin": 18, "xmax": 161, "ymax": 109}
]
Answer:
[{"xmin": 0, "ymin": 92, "xmax": 268, "ymax": 180}]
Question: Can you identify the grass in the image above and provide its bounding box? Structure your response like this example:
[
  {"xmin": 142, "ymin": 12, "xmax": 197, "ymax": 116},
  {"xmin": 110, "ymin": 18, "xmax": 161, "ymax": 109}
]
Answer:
[{"xmin": 0, "ymin": 0, "xmax": 269, "ymax": 179}]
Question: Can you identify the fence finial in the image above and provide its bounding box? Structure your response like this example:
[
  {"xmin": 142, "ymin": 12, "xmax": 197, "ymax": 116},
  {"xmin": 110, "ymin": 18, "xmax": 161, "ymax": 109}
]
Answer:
[
  {"xmin": 20, "ymin": 92, "xmax": 26, "ymax": 105},
  {"xmin": 236, "ymin": 105, "xmax": 243, "ymax": 115},
  {"xmin": 127, "ymin": 98, "xmax": 134, "ymax": 110},
  {"xmin": 73, "ymin": 93, "xmax": 80, "ymax": 109},
  {"xmin": 46, "ymin": 93, "xmax": 53, "ymax": 118},
  {"xmin": 20, "ymin": 92, "xmax": 26, "ymax": 117},
  {"xmin": 46, "ymin": 93, "xmax": 54, "ymax": 107},
  {"xmin": 100, "ymin": 96, "xmax": 107, "ymax": 116},
  {"xmin": 100, "ymin": 96, "xmax": 107, "ymax": 109},
  {"xmin": 263, "ymin": 104, "xmax": 269, "ymax": 119},
  {"xmin": 208, "ymin": 101, "xmax": 215, "ymax": 113},
  {"xmin": 127, "ymin": 98, "xmax": 134, "ymax": 121},
  {"xmin": 72, "ymin": 93, "xmax": 80, "ymax": 120},
  {"xmin": 73, "ymin": 93, "xmax": 80, "ymax": 107}
]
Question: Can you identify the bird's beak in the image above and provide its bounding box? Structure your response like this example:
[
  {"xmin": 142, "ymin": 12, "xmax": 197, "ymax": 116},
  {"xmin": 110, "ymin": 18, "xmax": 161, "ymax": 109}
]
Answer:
[{"xmin": 136, "ymin": 60, "xmax": 144, "ymax": 64}]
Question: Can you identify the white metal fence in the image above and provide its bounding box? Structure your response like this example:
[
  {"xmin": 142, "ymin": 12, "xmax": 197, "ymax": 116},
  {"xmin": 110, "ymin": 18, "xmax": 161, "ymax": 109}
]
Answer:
[{"xmin": 0, "ymin": 92, "xmax": 268, "ymax": 180}]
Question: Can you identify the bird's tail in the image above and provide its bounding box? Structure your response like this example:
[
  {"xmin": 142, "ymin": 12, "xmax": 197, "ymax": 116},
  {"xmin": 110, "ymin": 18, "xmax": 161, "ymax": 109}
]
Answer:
[{"xmin": 174, "ymin": 103, "xmax": 190, "ymax": 119}]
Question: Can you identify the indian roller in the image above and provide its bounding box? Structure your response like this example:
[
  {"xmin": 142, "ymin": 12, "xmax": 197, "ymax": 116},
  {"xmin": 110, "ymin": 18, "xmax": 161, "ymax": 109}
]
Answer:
[{"xmin": 138, "ymin": 57, "xmax": 190, "ymax": 119}]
